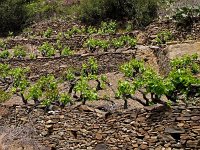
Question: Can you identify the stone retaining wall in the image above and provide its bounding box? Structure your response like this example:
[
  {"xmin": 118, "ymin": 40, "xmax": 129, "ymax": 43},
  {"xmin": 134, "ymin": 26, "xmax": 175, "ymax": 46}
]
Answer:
[
  {"xmin": 0, "ymin": 52, "xmax": 135, "ymax": 79},
  {"xmin": 2, "ymin": 40, "xmax": 200, "ymax": 78},
  {"xmin": 5, "ymin": 33, "xmax": 130, "ymax": 50},
  {"xmin": 6, "ymin": 36, "xmax": 87, "ymax": 50},
  {"xmin": 0, "ymin": 104, "xmax": 199, "ymax": 149}
]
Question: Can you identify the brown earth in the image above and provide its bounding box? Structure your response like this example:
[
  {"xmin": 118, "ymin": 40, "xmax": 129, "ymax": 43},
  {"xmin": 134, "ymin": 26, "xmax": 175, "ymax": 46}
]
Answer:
[{"xmin": 0, "ymin": 16, "xmax": 200, "ymax": 150}]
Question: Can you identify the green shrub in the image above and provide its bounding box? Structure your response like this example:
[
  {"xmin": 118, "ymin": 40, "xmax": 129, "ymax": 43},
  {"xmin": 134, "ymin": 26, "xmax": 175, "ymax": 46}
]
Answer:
[
  {"xmin": 87, "ymin": 26, "xmax": 98, "ymax": 34},
  {"xmin": 0, "ymin": 90, "xmax": 11, "ymax": 103},
  {"xmin": 173, "ymin": 6, "xmax": 200, "ymax": 29},
  {"xmin": 59, "ymin": 93, "xmax": 71, "ymax": 107},
  {"xmin": 28, "ymin": 84, "xmax": 42, "ymax": 105},
  {"xmin": 61, "ymin": 47, "xmax": 73, "ymax": 56},
  {"xmin": 29, "ymin": 53, "xmax": 37, "ymax": 59},
  {"xmin": 0, "ymin": 0, "xmax": 29, "ymax": 35},
  {"xmin": 13, "ymin": 45, "xmax": 26, "ymax": 58},
  {"xmin": 112, "ymin": 35, "xmax": 137, "ymax": 49},
  {"xmin": 38, "ymin": 42, "xmax": 56, "ymax": 57},
  {"xmin": 0, "ymin": 40, "xmax": 7, "ymax": 50},
  {"xmin": 112, "ymin": 38, "xmax": 125, "ymax": 49},
  {"xmin": 79, "ymin": 0, "xmax": 159, "ymax": 26},
  {"xmin": 155, "ymin": 30, "xmax": 173, "ymax": 44},
  {"xmin": 26, "ymin": 0, "xmax": 66, "ymax": 22},
  {"xmin": 0, "ymin": 0, "xmax": 69, "ymax": 35},
  {"xmin": 84, "ymin": 38, "xmax": 110, "ymax": 52},
  {"xmin": 98, "ymin": 21, "xmax": 117, "ymax": 34},
  {"xmin": 43, "ymin": 27, "xmax": 53, "ymax": 38},
  {"xmin": 0, "ymin": 50, "xmax": 10, "ymax": 59}
]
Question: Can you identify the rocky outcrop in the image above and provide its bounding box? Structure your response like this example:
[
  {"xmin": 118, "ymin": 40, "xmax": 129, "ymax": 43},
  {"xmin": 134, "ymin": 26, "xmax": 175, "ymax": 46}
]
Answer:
[
  {"xmin": 166, "ymin": 41, "xmax": 200, "ymax": 59},
  {"xmin": 154, "ymin": 41, "xmax": 200, "ymax": 75}
]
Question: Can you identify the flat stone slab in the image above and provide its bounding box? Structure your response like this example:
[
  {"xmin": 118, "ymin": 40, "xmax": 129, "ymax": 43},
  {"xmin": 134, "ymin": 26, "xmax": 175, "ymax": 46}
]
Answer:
[
  {"xmin": 166, "ymin": 41, "xmax": 200, "ymax": 60},
  {"xmin": 165, "ymin": 127, "xmax": 185, "ymax": 134}
]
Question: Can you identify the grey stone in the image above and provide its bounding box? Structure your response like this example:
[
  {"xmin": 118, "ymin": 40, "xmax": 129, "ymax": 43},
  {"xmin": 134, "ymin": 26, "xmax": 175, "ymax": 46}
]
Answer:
[
  {"xmin": 95, "ymin": 143, "xmax": 108, "ymax": 150},
  {"xmin": 165, "ymin": 127, "xmax": 185, "ymax": 134}
]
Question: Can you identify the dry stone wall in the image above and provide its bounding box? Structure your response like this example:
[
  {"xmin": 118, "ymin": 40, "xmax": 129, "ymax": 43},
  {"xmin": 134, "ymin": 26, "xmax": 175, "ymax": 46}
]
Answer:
[
  {"xmin": 1, "ymin": 45, "xmax": 159, "ymax": 80},
  {"xmin": 146, "ymin": 20, "xmax": 200, "ymax": 44},
  {"xmin": 6, "ymin": 36, "xmax": 87, "ymax": 50},
  {"xmin": 0, "ymin": 104, "xmax": 200, "ymax": 150},
  {"xmin": 6, "ymin": 33, "xmax": 131, "ymax": 50},
  {"xmin": 22, "ymin": 19, "xmax": 82, "ymax": 37},
  {"xmin": 0, "ymin": 52, "xmax": 135, "ymax": 79},
  {"xmin": 2, "ymin": 40, "xmax": 200, "ymax": 78}
]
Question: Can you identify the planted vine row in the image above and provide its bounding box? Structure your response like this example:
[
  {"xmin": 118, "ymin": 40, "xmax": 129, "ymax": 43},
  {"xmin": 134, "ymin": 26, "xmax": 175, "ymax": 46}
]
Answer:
[
  {"xmin": 0, "ymin": 54, "xmax": 199, "ymax": 111},
  {"xmin": 0, "ymin": 20, "xmax": 137, "ymax": 60},
  {"xmin": 116, "ymin": 54, "xmax": 200, "ymax": 108}
]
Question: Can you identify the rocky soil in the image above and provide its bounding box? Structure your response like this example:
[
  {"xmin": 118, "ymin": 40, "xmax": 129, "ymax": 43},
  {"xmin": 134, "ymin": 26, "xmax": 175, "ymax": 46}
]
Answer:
[{"xmin": 0, "ymin": 14, "xmax": 200, "ymax": 150}]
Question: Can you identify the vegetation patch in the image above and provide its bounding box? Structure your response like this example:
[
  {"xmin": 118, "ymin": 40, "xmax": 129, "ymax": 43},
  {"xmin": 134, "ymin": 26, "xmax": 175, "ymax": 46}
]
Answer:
[
  {"xmin": 79, "ymin": 0, "xmax": 159, "ymax": 26},
  {"xmin": 116, "ymin": 54, "xmax": 200, "ymax": 109}
]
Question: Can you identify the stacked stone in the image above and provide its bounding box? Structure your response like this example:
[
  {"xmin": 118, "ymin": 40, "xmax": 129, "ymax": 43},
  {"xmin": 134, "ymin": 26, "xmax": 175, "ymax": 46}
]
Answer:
[{"xmin": 0, "ymin": 104, "xmax": 199, "ymax": 149}]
